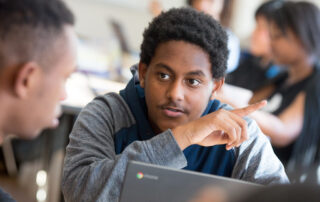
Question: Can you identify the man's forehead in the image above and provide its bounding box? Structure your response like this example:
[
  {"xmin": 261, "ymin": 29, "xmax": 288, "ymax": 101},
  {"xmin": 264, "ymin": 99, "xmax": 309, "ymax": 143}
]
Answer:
[{"xmin": 150, "ymin": 41, "xmax": 211, "ymax": 73}]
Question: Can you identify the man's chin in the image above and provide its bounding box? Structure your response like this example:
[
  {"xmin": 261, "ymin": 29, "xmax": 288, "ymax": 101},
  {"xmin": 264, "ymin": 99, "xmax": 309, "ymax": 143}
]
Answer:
[
  {"xmin": 158, "ymin": 122, "xmax": 181, "ymax": 133},
  {"xmin": 15, "ymin": 131, "xmax": 41, "ymax": 140},
  {"xmin": 19, "ymin": 123, "xmax": 58, "ymax": 139},
  {"xmin": 49, "ymin": 118, "xmax": 60, "ymax": 128}
]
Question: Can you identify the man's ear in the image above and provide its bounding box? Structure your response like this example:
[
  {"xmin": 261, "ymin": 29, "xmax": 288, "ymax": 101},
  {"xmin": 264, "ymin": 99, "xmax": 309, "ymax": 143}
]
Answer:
[
  {"xmin": 13, "ymin": 62, "xmax": 41, "ymax": 98},
  {"xmin": 210, "ymin": 78, "xmax": 224, "ymax": 100},
  {"xmin": 138, "ymin": 62, "xmax": 148, "ymax": 88}
]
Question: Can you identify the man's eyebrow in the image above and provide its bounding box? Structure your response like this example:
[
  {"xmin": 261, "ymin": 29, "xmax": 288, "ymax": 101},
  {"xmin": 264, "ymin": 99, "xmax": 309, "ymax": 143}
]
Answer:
[
  {"xmin": 154, "ymin": 63, "xmax": 174, "ymax": 74},
  {"xmin": 155, "ymin": 63, "xmax": 207, "ymax": 77},
  {"xmin": 186, "ymin": 70, "xmax": 206, "ymax": 77}
]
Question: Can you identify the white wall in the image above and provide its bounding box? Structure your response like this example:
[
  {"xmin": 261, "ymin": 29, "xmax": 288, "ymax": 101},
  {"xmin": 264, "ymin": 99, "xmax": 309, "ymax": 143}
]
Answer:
[
  {"xmin": 65, "ymin": 0, "xmax": 320, "ymax": 51},
  {"xmin": 64, "ymin": 0, "xmax": 269, "ymax": 51},
  {"xmin": 64, "ymin": 0, "xmax": 185, "ymax": 51},
  {"xmin": 64, "ymin": 0, "xmax": 148, "ymax": 51},
  {"xmin": 231, "ymin": 0, "xmax": 264, "ymax": 48}
]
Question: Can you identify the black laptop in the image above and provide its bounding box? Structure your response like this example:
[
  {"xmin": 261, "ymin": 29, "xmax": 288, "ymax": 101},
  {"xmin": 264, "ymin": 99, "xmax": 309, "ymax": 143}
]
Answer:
[{"xmin": 119, "ymin": 161, "xmax": 262, "ymax": 202}]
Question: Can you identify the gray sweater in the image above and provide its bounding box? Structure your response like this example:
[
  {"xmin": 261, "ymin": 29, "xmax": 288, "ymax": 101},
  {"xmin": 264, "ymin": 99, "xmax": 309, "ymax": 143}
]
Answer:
[{"xmin": 62, "ymin": 93, "xmax": 289, "ymax": 202}]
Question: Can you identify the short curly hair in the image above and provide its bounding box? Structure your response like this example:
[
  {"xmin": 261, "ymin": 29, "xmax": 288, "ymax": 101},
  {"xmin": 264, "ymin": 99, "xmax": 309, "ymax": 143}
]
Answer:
[{"xmin": 140, "ymin": 7, "xmax": 228, "ymax": 79}]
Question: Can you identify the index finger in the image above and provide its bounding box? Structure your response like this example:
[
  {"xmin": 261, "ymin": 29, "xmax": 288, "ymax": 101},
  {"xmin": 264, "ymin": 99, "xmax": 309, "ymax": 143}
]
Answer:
[{"xmin": 231, "ymin": 100, "xmax": 267, "ymax": 117}]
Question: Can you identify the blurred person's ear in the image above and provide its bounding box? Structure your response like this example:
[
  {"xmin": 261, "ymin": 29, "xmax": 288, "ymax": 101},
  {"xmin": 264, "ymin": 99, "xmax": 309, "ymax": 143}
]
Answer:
[{"xmin": 13, "ymin": 62, "xmax": 42, "ymax": 99}]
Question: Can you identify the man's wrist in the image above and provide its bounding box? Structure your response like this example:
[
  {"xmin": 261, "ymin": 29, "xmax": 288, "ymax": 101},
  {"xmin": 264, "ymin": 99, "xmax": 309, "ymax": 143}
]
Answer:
[{"xmin": 172, "ymin": 125, "xmax": 192, "ymax": 151}]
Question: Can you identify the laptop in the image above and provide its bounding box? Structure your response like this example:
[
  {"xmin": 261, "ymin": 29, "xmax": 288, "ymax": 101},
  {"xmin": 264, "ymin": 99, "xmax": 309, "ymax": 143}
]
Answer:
[{"xmin": 119, "ymin": 161, "xmax": 262, "ymax": 202}]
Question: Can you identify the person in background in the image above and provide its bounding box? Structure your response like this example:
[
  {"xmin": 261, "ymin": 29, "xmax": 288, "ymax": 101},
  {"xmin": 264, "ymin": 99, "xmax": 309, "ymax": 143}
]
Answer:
[
  {"xmin": 0, "ymin": 0, "xmax": 77, "ymax": 200},
  {"xmin": 149, "ymin": 0, "xmax": 163, "ymax": 17},
  {"xmin": 187, "ymin": 0, "xmax": 240, "ymax": 73},
  {"xmin": 219, "ymin": 1, "xmax": 320, "ymax": 177},
  {"xmin": 62, "ymin": 8, "xmax": 287, "ymax": 202},
  {"xmin": 226, "ymin": 0, "xmax": 285, "ymax": 92},
  {"xmin": 245, "ymin": 1, "xmax": 320, "ymax": 183},
  {"xmin": 149, "ymin": 0, "xmax": 240, "ymax": 73}
]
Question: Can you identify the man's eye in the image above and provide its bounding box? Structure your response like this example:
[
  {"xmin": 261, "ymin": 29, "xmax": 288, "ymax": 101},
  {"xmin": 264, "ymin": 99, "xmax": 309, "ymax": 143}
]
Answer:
[
  {"xmin": 159, "ymin": 73, "xmax": 170, "ymax": 80},
  {"xmin": 187, "ymin": 79, "xmax": 200, "ymax": 86}
]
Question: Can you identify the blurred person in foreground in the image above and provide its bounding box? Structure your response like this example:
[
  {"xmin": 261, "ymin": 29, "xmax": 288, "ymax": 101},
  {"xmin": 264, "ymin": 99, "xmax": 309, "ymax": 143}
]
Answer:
[
  {"xmin": 0, "ymin": 0, "xmax": 77, "ymax": 200},
  {"xmin": 239, "ymin": 184, "xmax": 320, "ymax": 202},
  {"xmin": 189, "ymin": 184, "xmax": 320, "ymax": 202}
]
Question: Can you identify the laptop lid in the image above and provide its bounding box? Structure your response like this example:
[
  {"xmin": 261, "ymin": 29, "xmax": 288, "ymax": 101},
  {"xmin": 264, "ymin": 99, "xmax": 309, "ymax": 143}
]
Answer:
[{"xmin": 119, "ymin": 161, "xmax": 262, "ymax": 202}]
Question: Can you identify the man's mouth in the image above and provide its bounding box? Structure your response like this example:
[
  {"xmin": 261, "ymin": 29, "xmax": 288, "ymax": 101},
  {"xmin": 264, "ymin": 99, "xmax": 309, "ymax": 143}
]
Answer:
[
  {"xmin": 50, "ymin": 118, "xmax": 60, "ymax": 128},
  {"xmin": 50, "ymin": 105, "xmax": 62, "ymax": 128},
  {"xmin": 55, "ymin": 105, "xmax": 62, "ymax": 117},
  {"xmin": 161, "ymin": 106, "xmax": 185, "ymax": 118}
]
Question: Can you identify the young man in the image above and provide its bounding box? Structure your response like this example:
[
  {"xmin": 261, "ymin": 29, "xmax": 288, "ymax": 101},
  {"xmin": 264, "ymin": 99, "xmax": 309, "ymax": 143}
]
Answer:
[
  {"xmin": 62, "ymin": 8, "xmax": 288, "ymax": 202},
  {"xmin": 0, "ymin": 0, "xmax": 77, "ymax": 200}
]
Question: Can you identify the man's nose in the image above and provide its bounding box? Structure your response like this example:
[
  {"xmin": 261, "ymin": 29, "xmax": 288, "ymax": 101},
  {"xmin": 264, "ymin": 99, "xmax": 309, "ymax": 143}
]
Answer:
[{"xmin": 166, "ymin": 81, "xmax": 184, "ymax": 102}]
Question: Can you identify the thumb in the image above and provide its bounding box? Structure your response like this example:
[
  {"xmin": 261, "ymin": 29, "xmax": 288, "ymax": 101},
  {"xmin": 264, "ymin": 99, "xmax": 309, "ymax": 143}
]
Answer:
[{"xmin": 231, "ymin": 100, "xmax": 267, "ymax": 117}]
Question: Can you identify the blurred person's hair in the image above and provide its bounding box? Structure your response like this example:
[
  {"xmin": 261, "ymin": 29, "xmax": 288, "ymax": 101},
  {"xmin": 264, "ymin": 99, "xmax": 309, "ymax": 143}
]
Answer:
[
  {"xmin": 140, "ymin": 8, "xmax": 228, "ymax": 79},
  {"xmin": 186, "ymin": 0, "xmax": 235, "ymax": 27},
  {"xmin": 0, "ymin": 0, "xmax": 75, "ymax": 71},
  {"xmin": 255, "ymin": 0, "xmax": 284, "ymax": 19},
  {"xmin": 268, "ymin": 1, "xmax": 320, "ymax": 59}
]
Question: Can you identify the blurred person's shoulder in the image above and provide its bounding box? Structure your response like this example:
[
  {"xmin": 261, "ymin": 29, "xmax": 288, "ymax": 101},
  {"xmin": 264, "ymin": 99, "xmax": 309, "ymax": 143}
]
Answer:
[{"xmin": 0, "ymin": 188, "xmax": 15, "ymax": 202}]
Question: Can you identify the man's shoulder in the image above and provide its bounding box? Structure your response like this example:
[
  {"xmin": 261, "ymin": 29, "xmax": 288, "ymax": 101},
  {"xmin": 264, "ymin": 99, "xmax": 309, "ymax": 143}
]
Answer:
[
  {"xmin": 74, "ymin": 92, "xmax": 136, "ymax": 137},
  {"xmin": 92, "ymin": 92, "xmax": 125, "ymax": 106},
  {"xmin": 86, "ymin": 92, "xmax": 130, "ymax": 113},
  {"xmin": 79, "ymin": 92, "xmax": 135, "ymax": 124}
]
